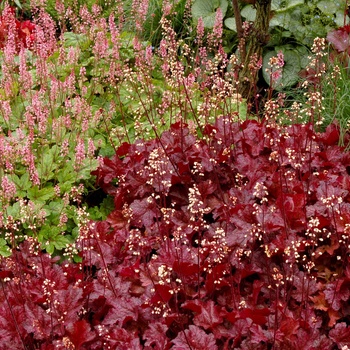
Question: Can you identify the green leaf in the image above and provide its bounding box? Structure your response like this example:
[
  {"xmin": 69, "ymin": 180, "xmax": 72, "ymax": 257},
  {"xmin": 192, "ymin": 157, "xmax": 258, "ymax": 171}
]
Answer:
[
  {"xmin": 224, "ymin": 17, "xmax": 237, "ymax": 31},
  {"xmin": 37, "ymin": 149, "xmax": 58, "ymax": 180},
  {"xmin": 27, "ymin": 186, "xmax": 55, "ymax": 202},
  {"xmin": 262, "ymin": 45, "xmax": 308, "ymax": 90},
  {"xmin": 269, "ymin": 11, "xmax": 291, "ymax": 28},
  {"xmin": 44, "ymin": 201, "xmax": 65, "ymax": 225},
  {"xmin": 272, "ymin": 0, "xmax": 304, "ymax": 12},
  {"xmin": 63, "ymin": 32, "xmax": 90, "ymax": 50},
  {"xmin": 38, "ymin": 224, "xmax": 71, "ymax": 254},
  {"xmin": 317, "ymin": 1, "xmax": 344, "ymax": 16},
  {"xmin": 46, "ymin": 200, "xmax": 65, "ymax": 214},
  {"xmin": 192, "ymin": 0, "xmax": 228, "ymax": 28},
  {"xmin": 238, "ymin": 100, "xmax": 248, "ymax": 120},
  {"xmin": 241, "ymin": 5, "xmax": 256, "ymax": 21},
  {"xmin": 98, "ymin": 143, "xmax": 116, "ymax": 157},
  {"xmin": 44, "ymin": 242, "xmax": 55, "ymax": 255},
  {"xmin": 13, "ymin": 0, "xmax": 23, "ymax": 9},
  {"xmin": 87, "ymin": 195, "xmax": 114, "ymax": 220},
  {"xmin": 38, "ymin": 224, "xmax": 59, "ymax": 241},
  {"xmin": 5, "ymin": 201, "xmax": 21, "ymax": 218},
  {"xmin": 334, "ymin": 12, "xmax": 345, "ymax": 27},
  {"xmin": 0, "ymin": 238, "xmax": 11, "ymax": 257},
  {"xmin": 56, "ymin": 163, "xmax": 76, "ymax": 184},
  {"xmin": 76, "ymin": 158, "xmax": 99, "ymax": 180},
  {"xmin": 52, "ymin": 234, "xmax": 72, "ymax": 251},
  {"xmin": 11, "ymin": 172, "xmax": 31, "ymax": 192}
]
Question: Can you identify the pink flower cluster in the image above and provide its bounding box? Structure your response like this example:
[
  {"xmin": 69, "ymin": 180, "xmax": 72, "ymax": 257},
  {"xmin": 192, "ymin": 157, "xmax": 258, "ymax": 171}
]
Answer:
[
  {"xmin": 0, "ymin": 6, "xmax": 35, "ymax": 50},
  {"xmin": 268, "ymin": 50, "xmax": 285, "ymax": 82}
]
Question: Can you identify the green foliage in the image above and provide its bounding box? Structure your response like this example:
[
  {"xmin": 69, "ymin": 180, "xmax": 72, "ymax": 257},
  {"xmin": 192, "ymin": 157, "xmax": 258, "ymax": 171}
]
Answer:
[
  {"xmin": 193, "ymin": 0, "xmax": 347, "ymax": 89},
  {"xmin": 192, "ymin": 0, "xmax": 228, "ymax": 28},
  {"xmin": 0, "ymin": 238, "xmax": 11, "ymax": 257},
  {"xmin": 269, "ymin": 0, "xmax": 346, "ymax": 46},
  {"xmin": 262, "ymin": 45, "xmax": 309, "ymax": 89},
  {"xmin": 224, "ymin": 0, "xmax": 346, "ymax": 45},
  {"xmin": 142, "ymin": 0, "xmax": 190, "ymax": 47},
  {"xmin": 321, "ymin": 62, "xmax": 350, "ymax": 146}
]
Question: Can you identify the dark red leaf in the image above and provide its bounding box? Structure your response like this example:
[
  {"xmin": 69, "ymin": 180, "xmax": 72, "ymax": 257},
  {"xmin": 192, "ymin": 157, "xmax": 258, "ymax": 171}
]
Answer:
[
  {"xmin": 329, "ymin": 322, "xmax": 350, "ymax": 347},
  {"xmin": 150, "ymin": 284, "xmax": 173, "ymax": 304},
  {"xmin": 278, "ymin": 316, "xmax": 300, "ymax": 338},
  {"xmin": 116, "ymin": 142, "xmax": 132, "ymax": 157},
  {"xmin": 67, "ymin": 320, "xmax": 95, "ymax": 347},
  {"xmin": 107, "ymin": 327, "xmax": 143, "ymax": 349},
  {"xmin": 319, "ymin": 123, "xmax": 340, "ymax": 146},
  {"xmin": 103, "ymin": 297, "xmax": 141, "ymax": 326},
  {"xmin": 249, "ymin": 324, "xmax": 269, "ymax": 343},
  {"xmin": 173, "ymin": 261, "xmax": 198, "ymax": 277},
  {"xmin": 130, "ymin": 198, "xmax": 161, "ymax": 228},
  {"xmin": 143, "ymin": 322, "xmax": 170, "ymax": 349},
  {"xmin": 0, "ymin": 270, "xmax": 13, "ymax": 279},
  {"xmin": 182, "ymin": 300, "xmax": 223, "ymax": 330},
  {"xmin": 172, "ymin": 325, "xmax": 218, "ymax": 350},
  {"xmin": 327, "ymin": 27, "xmax": 350, "ymax": 53},
  {"xmin": 239, "ymin": 308, "xmax": 270, "ymax": 326}
]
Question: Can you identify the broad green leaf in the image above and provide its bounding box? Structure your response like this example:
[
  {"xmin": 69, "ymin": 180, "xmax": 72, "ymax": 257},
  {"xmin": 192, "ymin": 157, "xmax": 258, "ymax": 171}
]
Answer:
[
  {"xmin": 98, "ymin": 143, "xmax": 116, "ymax": 157},
  {"xmin": 81, "ymin": 56, "xmax": 95, "ymax": 67},
  {"xmin": 224, "ymin": 17, "xmax": 237, "ymax": 31},
  {"xmin": 241, "ymin": 5, "xmax": 256, "ymax": 21},
  {"xmin": 11, "ymin": 172, "xmax": 31, "ymax": 192},
  {"xmin": 317, "ymin": 1, "xmax": 344, "ymax": 16},
  {"xmin": 4, "ymin": 201, "xmax": 21, "ymax": 218},
  {"xmin": 37, "ymin": 151, "xmax": 57, "ymax": 180},
  {"xmin": 38, "ymin": 225, "xmax": 71, "ymax": 253},
  {"xmin": 44, "ymin": 201, "xmax": 65, "ymax": 225},
  {"xmin": 262, "ymin": 45, "xmax": 308, "ymax": 90},
  {"xmin": 269, "ymin": 11, "xmax": 291, "ymax": 28},
  {"xmin": 57, "ymin": 163, "xmax": 76, "ymax": 184},
  {"xmin": 45, "ymin": 243, "xmax": 55, "ymax": 255},
  {"xmin": 76, "ymin": 159, "xmax": 99, "ymax": 180},
  {"xmin": 272, "ymin": 0, "xmax": 304, "ymax": 12},
  {"xmin": 87, "ymin": 195, "xmax": 114, "ymax": 220},
  {"xmin": 238, "ymin": 100, "xmax": 248, "ymax": 120},
  {"xmin": 334, "ymin": 11, "xmax": 347, "ymax": 27},
  {"xmin": 27, "ymin": 186, "xmax": 55, "ymax": 202},
  {"xmin": 63, "ymin": 32, "xmax": 90, "ymax": 50},
  {"xmin": 52, "ymin": 235, "xmax": 72, "ymax": 251},
  {"xmin": 192, "ymin": 0, "xmax": 228, "ymax": 28},
  {"xmin": 119, "ymin": 31, "xmax": 136, "ymax": 59},
  {"xmin": 0, "ymin": 238, "xmax": 11, "ymax": 257},
  {"xmin": 46, "ymin": 200, "xmax": 65, "ymax": 214},
  {"xmin": 38, "ymin": 224, "xmax": 58, "ymax": 240}
]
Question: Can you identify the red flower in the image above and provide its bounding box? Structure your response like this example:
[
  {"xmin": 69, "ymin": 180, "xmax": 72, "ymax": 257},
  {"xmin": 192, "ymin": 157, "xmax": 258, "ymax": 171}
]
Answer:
[
  {"xmin": 0, "ymin": 11, "xmax": 35, "ymax": 50},
  {"xmin": 17, "ymin": 20, "xmax": 36, "ymax": 48}
]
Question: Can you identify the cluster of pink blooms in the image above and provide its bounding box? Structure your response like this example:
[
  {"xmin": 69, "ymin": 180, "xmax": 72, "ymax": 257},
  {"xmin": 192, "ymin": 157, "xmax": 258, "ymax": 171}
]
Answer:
[
  {"xmin": 268, "ymin": 50, "xmax": 285, "ymax": 82},
  {"xmin": 0, "ymin": 5, "xmax": 35, "ymax": 50}
]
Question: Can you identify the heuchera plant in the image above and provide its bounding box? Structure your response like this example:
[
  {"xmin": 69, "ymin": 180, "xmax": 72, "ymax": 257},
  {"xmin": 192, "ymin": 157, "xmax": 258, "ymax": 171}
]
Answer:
[
  {"xmin": 327, "ymin": 24, "xmax": 350, "ymax": 68},
  {"xmin": 327, "ymin": 24, "xmax": 350, "ymax": 55},
  {"xmin": 1, "ymin": 117, "xmax": 350, "ymax": 349}
]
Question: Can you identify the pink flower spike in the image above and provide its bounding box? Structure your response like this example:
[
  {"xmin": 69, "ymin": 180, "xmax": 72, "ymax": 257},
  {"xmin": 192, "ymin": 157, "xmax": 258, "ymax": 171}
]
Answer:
[
  {"xmin": 197, "ymin": 17, "xmax": 205, "ymax": 42},
  {"xmin": 277, "ymin": 51, "xmax": 285, "ymax": 67}
]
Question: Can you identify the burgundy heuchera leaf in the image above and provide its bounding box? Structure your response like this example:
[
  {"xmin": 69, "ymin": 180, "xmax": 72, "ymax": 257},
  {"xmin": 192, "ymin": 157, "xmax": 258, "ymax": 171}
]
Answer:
[
  {"xmin": 172, "ymin": 325, "xmax": 218, "ymax": 350},
  {"xmin": 327, "ymin": 25, "xmax": 350, "ymax": 53}
]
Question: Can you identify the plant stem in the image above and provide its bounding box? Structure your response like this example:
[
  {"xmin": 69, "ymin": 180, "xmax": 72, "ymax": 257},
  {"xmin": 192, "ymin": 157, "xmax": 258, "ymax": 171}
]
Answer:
[
  {"xmin": 239, "ymin": 0, "xmax": 272, "ymax": 99},
  {"xmin": 232, "ymin": 0, "xmax": 245, "ymax": 60}
]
